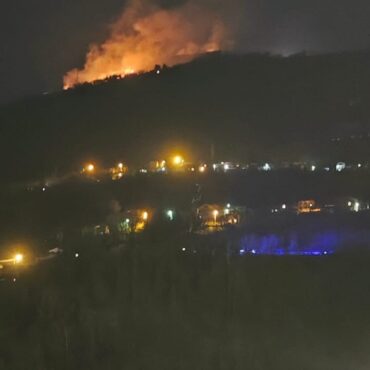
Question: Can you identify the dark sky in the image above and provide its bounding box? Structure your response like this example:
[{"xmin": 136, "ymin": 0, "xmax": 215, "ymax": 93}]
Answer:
[{"xmin": 1, "ymin": 0, "xmax": 370, "ymax": 104}]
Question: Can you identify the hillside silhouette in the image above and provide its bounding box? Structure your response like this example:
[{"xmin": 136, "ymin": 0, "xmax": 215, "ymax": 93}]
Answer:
[{"xmin": 1, "ymin": 51, "xmax": 370, "ymax": 182}]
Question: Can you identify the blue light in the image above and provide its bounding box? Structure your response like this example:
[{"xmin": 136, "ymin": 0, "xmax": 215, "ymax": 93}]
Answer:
[{"xmin": 240, "ymin": 231, "xmax": 340, "ymax": 257}]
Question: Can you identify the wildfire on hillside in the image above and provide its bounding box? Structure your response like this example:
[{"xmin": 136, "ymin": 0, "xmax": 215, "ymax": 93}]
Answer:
[{"xmin": 63, "ymin": 1, "xmax": 231, "ymax": 89}]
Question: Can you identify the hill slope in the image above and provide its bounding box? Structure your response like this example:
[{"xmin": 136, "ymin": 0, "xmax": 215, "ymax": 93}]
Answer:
[{"xmin": 1, "ymin": 52, "xmax": 370, "ymax": 182}]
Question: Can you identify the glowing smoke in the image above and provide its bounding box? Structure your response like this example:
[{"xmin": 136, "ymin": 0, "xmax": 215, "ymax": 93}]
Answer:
[{"xmin": 63, "ymin": 0, "xmax": 232, "ymax": 89}]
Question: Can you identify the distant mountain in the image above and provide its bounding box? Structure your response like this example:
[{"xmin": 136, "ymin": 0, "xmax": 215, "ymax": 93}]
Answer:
[{"xmin": 1, "ymin": 51, "xmax": 370, "ymax": 182}]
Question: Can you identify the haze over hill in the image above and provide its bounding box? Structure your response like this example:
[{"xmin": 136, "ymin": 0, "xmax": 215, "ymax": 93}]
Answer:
[{"xmin": 1, "ymin": 52, "xmax": 370, "ymax": 183}]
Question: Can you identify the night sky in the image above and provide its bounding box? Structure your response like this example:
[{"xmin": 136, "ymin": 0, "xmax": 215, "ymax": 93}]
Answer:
[{"xmin": 1, "ymin": 0, "xmax": 370, "ymax": 104}]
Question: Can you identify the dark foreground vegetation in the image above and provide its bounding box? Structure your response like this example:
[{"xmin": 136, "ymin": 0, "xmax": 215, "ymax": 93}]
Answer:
[{"xmin": 1, "ymin": 231, "xmax": 370, "ymax": 370}]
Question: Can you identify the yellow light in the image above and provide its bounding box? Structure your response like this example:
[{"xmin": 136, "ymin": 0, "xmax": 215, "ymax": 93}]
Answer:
[
  {"xmin": 199, "ymin": 165, "xmax": 206, "ymax": 173},
  {"xmin": 142, "ymin": 211, "xmax": 149, "ymax": 221},
  {"xmin": 173, "ymin": 155, "xmax": 184, "ymax": 166},
  {"xmin": 213, "ymin": 209, "xmax": 219, "ymax": 223},
  {"xmin": 14, "ymin": 253, "xmax": 23, "ymax": 264},
  {"xmin": 86, "ymin": 163, "xmax": 95, "ymax": 172},
  {"xmin": 118, "ymin": 163, "xmax": 123, "ymax": 170}
]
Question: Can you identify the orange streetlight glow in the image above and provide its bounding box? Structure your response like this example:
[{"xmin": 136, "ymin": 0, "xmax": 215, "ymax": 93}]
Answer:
[
  {"xmin": 14, "ymin": 253, "xmax": 24, "ymax": 264},
  {"xmin": 85, "ymin": 163, "xmax": 95, "ymax": 172},
  {"xmin": 173, "ymin": 155, "xmax": 184, "ymax": 166}
]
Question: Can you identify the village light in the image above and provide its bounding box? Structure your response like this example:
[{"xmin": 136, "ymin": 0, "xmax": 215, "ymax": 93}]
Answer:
[
  {"xmin": 142, "ymin": 211, "xmax": 149, "ymax": 221},
  {"xmin": 85, "ymin": 163, "xmax": 95, "ymax": 173},
  {"xmin": 13, "ymin": 253, "xmax": 24, "ymax": 264},
  {"xmin": 166, "ymin": 209, "xmax": 174, "ymax": 221},
  {"xmin": 262, "ymin": 163, "xmax": 271, "ymax": 171},
  {"xmin": 213, "ymin": 209, "xmax": 219, "ymax": 223},
  {"xmin": 173, "ymin": 155, "xmax": 184, "ymax": 166}
]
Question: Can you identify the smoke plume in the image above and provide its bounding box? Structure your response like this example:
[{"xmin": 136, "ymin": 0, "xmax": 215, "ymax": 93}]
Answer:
[{"xmin": 63, "ymin": 0, "xmax": 232, "ymax": 89}]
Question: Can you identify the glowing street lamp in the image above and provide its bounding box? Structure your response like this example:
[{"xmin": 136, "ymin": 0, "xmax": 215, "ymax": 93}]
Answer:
[
  {"xmin": 172, "ymin": 155, "xmax": 184, "ymax": 166},
  {"xmin": 84, "ymin": 163, "xmax": 95, "ymax": 173},
  {"xmin": 14, "ymin": 253, "xmax": 24, "ymax": 264},
  {"xmin": 142, "ymin": 211, "xmax": 149, "ymax": 221},
  {"xmin": 213, "ymin": 209, "xmax": 219, "ymax": 223},
  {"xmin": 166, "ymin": 209, "xmax": 174, "ymax": 221}
]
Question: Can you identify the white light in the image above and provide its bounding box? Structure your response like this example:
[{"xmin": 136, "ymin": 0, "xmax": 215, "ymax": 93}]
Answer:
[
  {"xmin": 125, "ymin": 218, "xmax": 130, "ymax": 223},
  {"xmin": 182, "ymin": 248, "xmax": 186, "ymax": 252},
  {"xmin": 347, "ymin": 201, "xmax": 352, "ymax": 207},
  {"xmin": 75, "ymin": 253, "xmax": 79, "ymax": 258},
  {"xmin": 336, "ymin": 162, "xmax": 346, "ymax": 172},
  {"xmin": 224, "ymin": 164, "xmax": 229, "ymax": 171},
  {"xmin": 224, "ymin": 209, "xmax": 230, "ymax": 215},
  {"xmin": 166, "ymin": 210, "xmax": 174, "ymax": 220},
  {"xmin": 358, "ymin": 163, "xmax": 362, "ymax": 168},
  {"xmin": 282, "ymin": 204, "xmax": 287, "ymax": 209},
  {"xmin": 354, "ymin": 202, "xmax": 360, "ymax": 212},
  {"xmin": 311, "ymin": 165, "xmax": 316, "ymax": 171},
  {"xmin": 42, "ymin": 187, "xmax": 46, "ymax": 192},
  {"xmin": 262, "ymin": 163, "xmax": 271, "ymax": 171},
  {"xmin": 226, "ymin": 203, "xmax": 231, "ymax": 208}
]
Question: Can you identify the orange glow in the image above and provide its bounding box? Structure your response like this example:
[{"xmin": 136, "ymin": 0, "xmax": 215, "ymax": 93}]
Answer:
[
  {"xmin": 14, "ymin": 253, "xmax": 24, "ymax": 264},
  {"xmin": 63, "ymin": 1, "xmax": 231, "ymax": 89},
  {"xmin": 172, "ymin": 155, "xmax": 184, "ymax": 166},
  {"xmin": 83, "ymin": 163, "xmax": 95, "ymax": 173}
]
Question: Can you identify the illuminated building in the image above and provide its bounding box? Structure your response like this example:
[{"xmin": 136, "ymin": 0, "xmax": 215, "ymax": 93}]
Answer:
[
  {"xmin": 110, "ymin": 162, "xmax": 128, "ymax": 180},
  {"xmin": 297, "ymin": 200, "xmax": 321, "ymax": 214},
  {"xmin": 196, "ymin": 203, "xmax": 245, "ymax": 231}
]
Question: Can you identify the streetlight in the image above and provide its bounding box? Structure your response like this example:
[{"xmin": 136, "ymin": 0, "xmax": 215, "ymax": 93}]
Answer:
[
  {"xmin": 84, "ymin": 163, "xmax": 95, "ymax": 173},
  {"xmin": 142, "ymin": 211, "xmax": 149, "ymax": 221},
  {"xmin": 213, "ymin": 209, "xmax": 219, "ymax": 224},
  {"xmin": 13, "ymin": 253, "xmax": 23, "ymax": 264},
  {"xmin": 172, "ymin": 155, "xmax": 184, "ymax": 166},
  {"xmin": 166, "ymin": 210, "xmax": 174, "ymax": 221}
]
